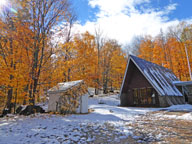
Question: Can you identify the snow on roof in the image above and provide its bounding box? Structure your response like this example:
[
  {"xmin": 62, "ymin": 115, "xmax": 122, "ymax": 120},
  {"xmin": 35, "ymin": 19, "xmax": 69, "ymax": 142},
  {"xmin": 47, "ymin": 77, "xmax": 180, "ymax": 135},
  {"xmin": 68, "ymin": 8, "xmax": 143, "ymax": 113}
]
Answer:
[
  {"xmin": 173, "ymin": 81, "xmax": 192, "ymax": 86},
  {"xmin": 130, "ymin": 55, "xmax": 182, "ymax": 96},
  {"xmin": 48, "ymin": 80, "xmax": 83, "ymax": 93}
]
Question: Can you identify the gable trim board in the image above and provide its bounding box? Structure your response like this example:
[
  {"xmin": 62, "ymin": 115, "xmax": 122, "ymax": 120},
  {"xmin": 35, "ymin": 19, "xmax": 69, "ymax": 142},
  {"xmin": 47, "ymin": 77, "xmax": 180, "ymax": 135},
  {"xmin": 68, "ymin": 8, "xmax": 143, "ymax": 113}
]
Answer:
[
  {"xmin": 120, "ymin": 55, "xmax": 185, "ymax": 107},
  {"xmin": 119, "ymin": 56, "xmax": 131, "ymax": 96}
]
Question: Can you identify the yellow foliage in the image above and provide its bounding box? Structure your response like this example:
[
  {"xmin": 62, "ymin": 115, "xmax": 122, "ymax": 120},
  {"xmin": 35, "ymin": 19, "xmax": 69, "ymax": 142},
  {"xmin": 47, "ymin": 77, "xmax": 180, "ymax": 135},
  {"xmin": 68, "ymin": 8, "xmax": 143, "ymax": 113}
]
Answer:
[{"xmin": 138, "ymin": 33, "xmax": 192, "ymax": 81}]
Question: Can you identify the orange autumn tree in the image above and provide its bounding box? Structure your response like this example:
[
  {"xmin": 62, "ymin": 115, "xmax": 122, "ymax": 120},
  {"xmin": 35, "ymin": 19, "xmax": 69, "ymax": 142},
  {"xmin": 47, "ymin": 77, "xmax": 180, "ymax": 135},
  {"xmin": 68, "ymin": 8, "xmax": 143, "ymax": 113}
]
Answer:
[
  {"xmin": 0, "ymin": 1, "xmax": 127, "ymax": 114},
  {"xmin": 181, "ymin": 24, "xmax": 192, "ymax": 80},
  {"xmin": 54, "ymin": 32, "xmax": 98, "ymax": 87},
  {"xmin": 101, "ymin": 40, "xmax": 126, "ymax": 93},
  {"xmin": 0, "ymin": 17, "xmax": 34, "ymax": 112},
  {"xmin": 152, "ymin": 33, "xmax": 169, "ymax": 68},
  {"xmin": 138, "ymin": 23, "xmax": 192, "ymax": 81},
  {"xmin": 138, "ymin": 36, "xmax": 154, "ymax": 62},
  {"xmin": 0, "ymin": 0, "xmax": 73, "ymax": 113},
  {"xmin": 51, "ymin": 42, "xmax": 75, "ymax": 84},
  {"xmin": 51, "ymin": 40, "xmax": 78, "ymax": 87},
  {"xmin": 72, "ymin": 32, "xmax": 98, "ymax": 87},
  {"xmin": 110, "ymin": 44, "xmax": 127, "ymax": 90},
  {"xmin": 53, "ymin": 32, "xmax": 127, "ymax": 94}
]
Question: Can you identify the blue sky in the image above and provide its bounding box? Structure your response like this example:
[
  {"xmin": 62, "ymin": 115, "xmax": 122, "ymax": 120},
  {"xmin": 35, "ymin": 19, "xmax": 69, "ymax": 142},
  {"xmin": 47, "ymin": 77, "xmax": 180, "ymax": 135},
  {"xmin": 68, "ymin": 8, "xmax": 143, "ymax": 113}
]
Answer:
[
  {"xmin": 72, "ymin": 0, "xmax": 191, "ymax": 25},
  {"xmin": 71, "ymin": 0, "xmax": 99, "ymax": 24},
  {"xmin": 71, "ymin": 0, "xmax": 192, "ymax": 45}
]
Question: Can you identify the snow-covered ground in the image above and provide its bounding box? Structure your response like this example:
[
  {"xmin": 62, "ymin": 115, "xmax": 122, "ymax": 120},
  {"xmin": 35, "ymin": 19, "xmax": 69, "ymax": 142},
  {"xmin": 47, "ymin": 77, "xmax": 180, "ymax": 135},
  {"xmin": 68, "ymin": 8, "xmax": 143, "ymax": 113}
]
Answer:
[
  {"xmin": 154, "ymin": 104, "xmax": 192, "ymax": 120},
  {"xmin": 0, "ymin": 95, "xmax": 192, "ymax": 144}
]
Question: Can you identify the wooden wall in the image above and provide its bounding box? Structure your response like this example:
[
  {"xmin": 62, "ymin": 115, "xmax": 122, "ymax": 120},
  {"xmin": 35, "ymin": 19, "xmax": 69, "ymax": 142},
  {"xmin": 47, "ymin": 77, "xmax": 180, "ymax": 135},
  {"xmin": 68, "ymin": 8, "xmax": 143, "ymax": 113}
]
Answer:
[{"xmin": 120, "ymin": 60, "xmax": 159, "ymax": 106}]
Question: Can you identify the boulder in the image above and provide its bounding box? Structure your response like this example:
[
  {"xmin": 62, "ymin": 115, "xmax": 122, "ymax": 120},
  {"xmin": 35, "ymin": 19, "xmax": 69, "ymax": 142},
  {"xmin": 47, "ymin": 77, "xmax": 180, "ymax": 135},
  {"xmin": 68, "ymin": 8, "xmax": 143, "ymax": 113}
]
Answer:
[
  {"xmin": 16, "ymin": 106, "xmax": 23, "ymax": 114},
  {"xmin": 0, "ymin": 109, "xmax": 9, "ymax": 117},
  {"xmin": 19, "ymin": 105, "xmax": 45, "ymax": 116}
]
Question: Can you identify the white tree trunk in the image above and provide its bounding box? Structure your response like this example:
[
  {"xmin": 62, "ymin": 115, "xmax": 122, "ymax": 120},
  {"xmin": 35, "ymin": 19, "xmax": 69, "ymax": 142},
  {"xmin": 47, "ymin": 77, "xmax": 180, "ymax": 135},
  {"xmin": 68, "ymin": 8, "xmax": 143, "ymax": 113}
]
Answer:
[{"xmin": 184, "ymin": 44, "xmax": 192, "ymax": 80}]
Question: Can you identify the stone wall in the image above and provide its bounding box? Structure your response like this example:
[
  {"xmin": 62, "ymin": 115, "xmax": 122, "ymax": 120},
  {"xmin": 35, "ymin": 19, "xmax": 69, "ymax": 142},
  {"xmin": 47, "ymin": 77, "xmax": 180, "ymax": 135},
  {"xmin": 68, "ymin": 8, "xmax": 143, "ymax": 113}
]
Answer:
[{"xmin": 48, "ymin": 82, "xmax": 88, "ymax": 114}]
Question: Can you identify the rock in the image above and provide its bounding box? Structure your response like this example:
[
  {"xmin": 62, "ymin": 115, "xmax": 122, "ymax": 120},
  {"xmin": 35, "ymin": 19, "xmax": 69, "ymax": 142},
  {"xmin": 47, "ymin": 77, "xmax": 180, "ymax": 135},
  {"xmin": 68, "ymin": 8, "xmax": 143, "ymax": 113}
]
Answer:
[
  {"xmin": 0, "ymin": 109, "xmax": 9, "ymax": 117},
  {"xmin": 34, "ymin": 105, "xmax": 45, "ymax": 113},
  {"xmin": 0, "ymin": 103, "xmax": 14, "ymax": 117},
  {"xmin": 98, "ymin": 99, "xmax": 105, "ymax": 104},
  {"xmin": 19, "ymin": 105, "xmax": 45, "ymax": 116},
  {"xmin": 16, "ymin": 106, "xmax": 23, "ymax": 114}
]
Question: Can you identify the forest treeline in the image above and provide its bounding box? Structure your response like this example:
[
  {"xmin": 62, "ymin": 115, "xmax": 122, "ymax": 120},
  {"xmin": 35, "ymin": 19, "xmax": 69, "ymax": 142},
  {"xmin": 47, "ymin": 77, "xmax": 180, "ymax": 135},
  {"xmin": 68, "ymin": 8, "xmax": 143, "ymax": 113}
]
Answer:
[
  {"xmin": 0, "ymin": 0, "xmax": 126, "ymax": 113},
  {"xmin": 137, "ymin": 23, "xmax": 192, "ymax": 81}
]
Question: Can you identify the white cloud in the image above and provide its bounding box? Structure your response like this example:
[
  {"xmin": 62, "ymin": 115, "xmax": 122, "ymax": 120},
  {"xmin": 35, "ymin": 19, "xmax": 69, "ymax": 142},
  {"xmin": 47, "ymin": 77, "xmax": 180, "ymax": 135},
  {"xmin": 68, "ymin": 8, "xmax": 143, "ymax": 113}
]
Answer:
[
  {"xmin": 89, "ymin": 0, "xmax": 150, "ymax": 14},
  {"xmin": 73, "ymin": 0, "xmax": 191, "ymax": 46},
  {"xmin": 166, "ymin": 3, "xmax": 177, "ymax": 11}
]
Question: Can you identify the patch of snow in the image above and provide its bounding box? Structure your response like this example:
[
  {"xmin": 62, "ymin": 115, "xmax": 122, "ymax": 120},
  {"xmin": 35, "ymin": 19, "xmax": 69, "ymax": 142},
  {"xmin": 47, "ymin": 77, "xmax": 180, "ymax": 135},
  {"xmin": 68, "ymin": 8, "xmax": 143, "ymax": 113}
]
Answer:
[
  {"xmin": 155, "ymin": 104, "xmax": 192, "ymax": 120},
  {"xmin": 165, "ymin": 104, "xmax": 192, "ymax": 112},
  {"xmin": 156, "ymin": 133, "xmax": 162, "ymax": 139},
  {"xmin": 181, "ymin": 113, "xmax": 192, "ymax": 120},
  {"xmin": 156, "ymin": 112, "xmax": 192, "ymax": 120},
  {"xmin": 48, "ymin": 80, "xmax": 83, "ymax": 93},
  {"xmin": 0, "ymin": 94, "xmax": 167, "ymax": 144},
  {"xmin": 37, "ymin": 102, "xmax": 48, "ymax": 112}
]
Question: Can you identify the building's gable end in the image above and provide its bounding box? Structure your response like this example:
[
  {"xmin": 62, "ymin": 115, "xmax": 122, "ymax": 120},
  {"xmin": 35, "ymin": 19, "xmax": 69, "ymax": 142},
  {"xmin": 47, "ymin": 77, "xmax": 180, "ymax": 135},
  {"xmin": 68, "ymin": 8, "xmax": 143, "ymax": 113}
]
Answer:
[
  {"xmin": 130, "ymin": 55, "xmax": 183, "ymax": 96},
  {"xmin": 130, "ymin": 57, "xmax": 162, "ymax": 96},
  {"xmin": 120, "ymin": 56, "xmax": 160, "ymax": 96}
]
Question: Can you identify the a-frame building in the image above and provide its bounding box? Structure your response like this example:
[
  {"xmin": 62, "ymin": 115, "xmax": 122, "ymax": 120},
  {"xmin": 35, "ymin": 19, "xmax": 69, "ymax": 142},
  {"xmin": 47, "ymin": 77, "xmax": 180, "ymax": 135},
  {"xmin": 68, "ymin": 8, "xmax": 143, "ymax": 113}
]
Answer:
[{"xmin": 120, "ymin": 55, "xmax": 185, "ymax": 107}]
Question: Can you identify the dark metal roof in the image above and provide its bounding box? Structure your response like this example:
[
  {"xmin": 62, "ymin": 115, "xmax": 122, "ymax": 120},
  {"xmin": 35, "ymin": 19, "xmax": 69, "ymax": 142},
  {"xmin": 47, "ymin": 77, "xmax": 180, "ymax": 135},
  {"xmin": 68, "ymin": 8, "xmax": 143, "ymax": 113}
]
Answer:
[{"xmin": 130, "ymin": 55, "xmax": 183, "ymax": 96}]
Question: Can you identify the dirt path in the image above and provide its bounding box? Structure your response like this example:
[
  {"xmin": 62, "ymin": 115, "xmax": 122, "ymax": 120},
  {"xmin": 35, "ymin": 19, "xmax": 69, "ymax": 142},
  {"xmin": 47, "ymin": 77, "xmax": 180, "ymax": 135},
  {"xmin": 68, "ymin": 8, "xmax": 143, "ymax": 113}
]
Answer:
[
  {"xmin": 126, "ymin": 111, "xmax": 192, "ymax": 144},
  {"xmin": 82, "ymin": 111, "xmax": 192, "ymax": 144}
]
